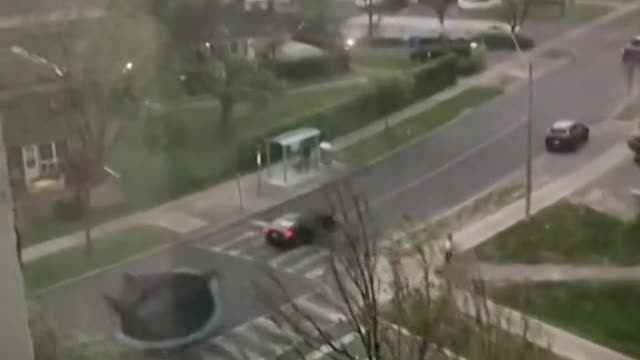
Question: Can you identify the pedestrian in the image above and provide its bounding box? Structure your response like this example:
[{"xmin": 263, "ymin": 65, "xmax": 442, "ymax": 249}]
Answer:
[{"xmin": 444, "ymin": 233, "xmax": 454, "ymax": 264}]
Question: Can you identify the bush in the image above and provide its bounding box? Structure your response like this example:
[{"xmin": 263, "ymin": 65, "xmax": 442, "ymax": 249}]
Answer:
[
  {"xmin": 411, "ymin": 54, "xmax": 458, "ymax": 100},
  {"xmin": 475, "ymin": 32, "xmax": 535, "ymax": 51},
  {"xmin": 269, "ymin": 53, "xmax": 350, "ymax": 82},
  {"xmin": 234, "ymin": 54, "xmax": 458, "ymax": 170},
  {"xmin": 456, "ymin": 45, "xmax": 488, "ymax": 76},
  {"xmin": 53, "ymin": 196, "xmax": 86, "ymax": 222}
]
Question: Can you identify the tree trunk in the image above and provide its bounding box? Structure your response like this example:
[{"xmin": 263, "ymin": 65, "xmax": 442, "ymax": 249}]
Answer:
[
  {"xmin": 367, "ymin": 2, "xmax": 374, "ymax": 38},
  {"xmin": 81, "ymin": 188, "xmax": 93, "ymax": 256},
  {"xmin": 218, "ymin": 97, "xmax": 234, "ymax": 137}
]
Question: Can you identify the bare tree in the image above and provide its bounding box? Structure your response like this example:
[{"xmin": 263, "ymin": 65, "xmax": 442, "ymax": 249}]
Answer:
[
  {"xmin": 18, "ymin": 2, "xmax": 165, "ymax": 253},
  {"xmin": 500, "ymin": 0, "xmax": 532, "ymax": 34},
  {"xmin": 195, "ymin": 52, "xmax": 282, "ymax": 137},
  {"xmin": 261, "ymin": 185, "xmax": 549, "ymax": 360}
]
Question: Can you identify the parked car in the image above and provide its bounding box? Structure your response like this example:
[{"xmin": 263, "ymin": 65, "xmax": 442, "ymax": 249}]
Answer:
[
  {"xmin": 622, "ymin": 35, "xmax": 640, "ymax": 65},
  {"xmin": 265, "ymin": 211, "xmax": 337, "ymax": 248},
  {"xmin": 545, "ymin": 120, "xmax": 590, "ymax": 152}
]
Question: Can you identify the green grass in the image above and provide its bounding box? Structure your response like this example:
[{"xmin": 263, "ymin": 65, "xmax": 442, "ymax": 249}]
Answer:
[
  {"xmin": 341, "ymin": 86, "xmax": 502, "ymax": 165},
  {"xmin": 462, "ymin": 3, "xmax": 611, "ymax": 25},
  {"xmin": 475, "ymin": 201, "xmax": 640, "ymax": 265},
  {"xmin": 492, "ymin": 281, "xmax": 640, "ymax": 359},
  {"xmin": 24, "ymin": 225, "xmax": 172, "ymax": 293}
]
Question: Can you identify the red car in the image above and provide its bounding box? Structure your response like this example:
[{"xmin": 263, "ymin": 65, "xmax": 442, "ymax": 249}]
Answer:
[{"xmin": 265, "ymin": 211, "xmax": 337, "ymax": 249}]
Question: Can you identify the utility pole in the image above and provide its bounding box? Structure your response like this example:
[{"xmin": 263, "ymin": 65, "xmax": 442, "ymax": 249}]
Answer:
[{"xmin": 525, "ymin": 63, "xmax": 533, "ymax": 218}]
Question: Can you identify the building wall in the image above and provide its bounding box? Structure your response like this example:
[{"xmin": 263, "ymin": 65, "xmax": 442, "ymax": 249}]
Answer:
[{"xmin": 0, "ymin": 117, "xmax": 34, "ymax": 359}]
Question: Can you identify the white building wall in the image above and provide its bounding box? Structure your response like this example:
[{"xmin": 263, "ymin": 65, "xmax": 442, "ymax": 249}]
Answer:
[{"xmin": 0, "ymin": 115, "xmax": 34, "ymax": 360}]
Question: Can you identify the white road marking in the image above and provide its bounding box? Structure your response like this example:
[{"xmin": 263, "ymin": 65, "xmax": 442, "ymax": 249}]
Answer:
[
  {"xmin": 372, "ymin": 117, "xmax": 526, "ymax": 207},
  {"xmin": 250, "ymin": 219, "xmax": 270, "ymax": 229},
  {"xmin": 296, "ymin": 296, "xmax": 346, "ymax": 323},
  {"xmin": 305, "ymin": 268, "xmax": 326, "ymax": 279},
  {"xmin": 210, "ymin": 231, "xmax": 256, "ymax": 251},
  {"xmin": 305, "ymin": 332, "xmax": 358, "ymax": 360},
  {"xmin": 289, "ymin": 249, "xmax": 330, "ymax": 272},
  {"xmin": 211, "ymin": 336, "xmax": 245, "ymax": 359},
  {"xmin": 253, "ymin": 316, "xmax": 300, "ymax": 343},
  {"xmin": 269, "ymin": 246, "xmax": 317, "ymax": 268}
]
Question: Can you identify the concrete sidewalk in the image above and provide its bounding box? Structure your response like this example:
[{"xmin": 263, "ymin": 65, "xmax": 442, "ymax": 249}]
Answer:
[
  {"xmin": 469, "ymin": 263, "xmax": 640, "ymax": 283},
  {"xmin": 21, "ymin": 0, "xmax": 640, "ymax": 263}
]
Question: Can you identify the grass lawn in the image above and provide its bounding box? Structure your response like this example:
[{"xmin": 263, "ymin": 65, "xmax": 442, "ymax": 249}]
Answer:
[
  {"xmin": 462, "ymin": 3, "xmax": 611, "ymax": 25},
  {"xmin": 341, "ymin": 86, "xmax": 502, "ymax": 165},
  {"xmin": 24, "ymin": 225, "xmax": 172, "ymax": 293},
  {"xmin": 492, "ymin": 281, "xmax": 640, "ymax": 359},
  {"xmin": 475, "ymin": 201, "xmax": 640, "ymax": 265},
  {"xmin": 351, "ymin": 46, "xmax": 415, "ymax": 77}
]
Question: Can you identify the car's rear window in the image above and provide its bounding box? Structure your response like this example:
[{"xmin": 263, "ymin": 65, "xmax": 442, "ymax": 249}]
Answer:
[{"xmin": 549, "ymin": 128, "xmax": 569, "ymax": 135}]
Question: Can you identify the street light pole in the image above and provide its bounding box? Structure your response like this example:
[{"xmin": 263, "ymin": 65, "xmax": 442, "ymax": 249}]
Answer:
[{"xmin": 525, "ymin": 63, "xmax": 533, "ymax": 218}]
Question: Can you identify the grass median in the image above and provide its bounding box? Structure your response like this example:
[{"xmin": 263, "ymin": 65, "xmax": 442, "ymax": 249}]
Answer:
[
  {"xmin": 24, "ymin": 225, "xmax": 173, "ymax": 293},
  {"xmin": 340, "ymin": 86, "xmax": 502, "ymax": 165},
  {"xmin": 475, "ymin": 201, "xmax": 640, "ymax": 265},
  {"xmin": 492, "ymin": 281, "xmax": 640, "ymax": 359}
]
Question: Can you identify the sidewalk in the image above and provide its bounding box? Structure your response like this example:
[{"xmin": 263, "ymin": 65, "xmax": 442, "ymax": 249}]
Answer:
[
  {"xmin": 469, "ymin": 263, "xmax": 640, "ymax": 283},
  {"xmin": 21, "ymin": 0, "xmax": 640, "ymax": 263}
]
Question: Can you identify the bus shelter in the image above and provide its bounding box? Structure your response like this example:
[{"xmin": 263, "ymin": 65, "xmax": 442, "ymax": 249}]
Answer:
[{"xmin": 266, "ymin": 127, "xmax": 322, "ymax": 185}]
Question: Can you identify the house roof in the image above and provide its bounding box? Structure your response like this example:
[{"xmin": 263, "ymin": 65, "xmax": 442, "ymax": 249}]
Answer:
[{"xmin": 1, "ymin": 91, "xmax": 69, "ymax": 147}]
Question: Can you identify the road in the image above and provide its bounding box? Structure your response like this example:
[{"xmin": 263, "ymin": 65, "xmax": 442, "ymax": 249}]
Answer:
[{"xmin": 38, "ymin": 12, "xmax": 639, "ymax": 360}]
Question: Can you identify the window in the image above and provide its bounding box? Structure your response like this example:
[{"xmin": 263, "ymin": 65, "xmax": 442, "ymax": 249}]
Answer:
[
  {"xmin": 23, "ymin": 146, "xmax": 36, "ymax": 168},
  {"xmin": 38, "ymin": 143, "xmax": 54, "ymax": 160}
]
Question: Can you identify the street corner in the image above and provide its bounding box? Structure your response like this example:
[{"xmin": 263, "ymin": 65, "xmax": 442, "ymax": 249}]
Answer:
[
  {"xmin": 568, "ymin": 158, "xmax": 640, "ymax": 220},
  {"xmin": 141, "ymin": 210, "xmax": 208, "ymax": 234}
]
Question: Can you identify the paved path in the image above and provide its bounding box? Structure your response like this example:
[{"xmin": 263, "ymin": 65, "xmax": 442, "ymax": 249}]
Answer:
[{"xmin": 467, "ymin": 262, "xmax": 640, "ymax": 282}]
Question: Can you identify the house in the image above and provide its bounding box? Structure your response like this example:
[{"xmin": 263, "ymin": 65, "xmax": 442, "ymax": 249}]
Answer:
[
  {"xmin": 197, "ymin": 4, "xmax": 300, "ymax": 60},
  {"xmin": 1, "ymin": 92, "xmax": 121, "ymax": 221}
]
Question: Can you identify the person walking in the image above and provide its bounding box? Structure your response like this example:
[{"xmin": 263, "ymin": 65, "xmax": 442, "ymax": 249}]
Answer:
[{"xmin": 444, "ymin": 233, "xmax": 454, "ymax": 265}]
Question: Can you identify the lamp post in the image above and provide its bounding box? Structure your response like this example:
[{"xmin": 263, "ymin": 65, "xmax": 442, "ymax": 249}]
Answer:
[{"xmin": 500, "ymin": 30, "xmax": 534, "ymax": 218}]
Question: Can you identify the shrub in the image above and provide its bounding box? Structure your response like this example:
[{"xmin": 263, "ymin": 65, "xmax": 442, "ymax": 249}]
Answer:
[
  {"xmin": 456, "ymin": 44, "xmax": 488, "ymax": 76},
  {"xmin": 369, "ymin": 74, "xmax": 414, "ymax": 116},
  {"xmin": 269, "ymin": 53, "xmax": 350, "ymax": 82},
  {"xmin": 410, "ymin": 54, "xmax": 458, "ymax": 100},
  {"xmin": 476, "ymin": 32, "xmax": 535, "ymax": 51}
]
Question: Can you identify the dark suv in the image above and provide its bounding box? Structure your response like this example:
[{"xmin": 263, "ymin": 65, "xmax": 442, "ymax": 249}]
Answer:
[
  {"xmin": 622, "ymin": 36, "xmax": 640, "ymax": 65},
  {"xmin": 545, "ymin": 120, "xmax": 590, "ymax": 152}
]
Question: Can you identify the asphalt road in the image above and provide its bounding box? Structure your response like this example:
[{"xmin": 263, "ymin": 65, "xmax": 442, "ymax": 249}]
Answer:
[{"xmin": 38, "ymin": 12, "xmax": 640, "ymax": 360}]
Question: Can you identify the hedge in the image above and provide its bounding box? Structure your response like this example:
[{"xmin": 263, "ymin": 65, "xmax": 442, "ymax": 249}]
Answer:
[
  {"xmin": 475, "ymin": 32, "xmax": 535, "ymax": 51},
  {"xmin": 235, "ymin": 54, "xmax": 458, "ymax": 169},
  {"xmin": 269, "ymin": 52, "xmax": 350, "ymax": 82}
]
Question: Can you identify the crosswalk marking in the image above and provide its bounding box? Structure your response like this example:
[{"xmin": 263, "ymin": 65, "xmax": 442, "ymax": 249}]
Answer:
[
  {"xmin": 297, "ymin": 296, "xmax": 346, "ymax": 323},
  {"xmin": 211, "ymin": 336, "xmax": 246, "ymax": 359},
  {"xmin": 211, "ymin": 231, "xmax": 256, "ymax": 251},
  {"xmin": 305, "ymin": 267, "xmax": 326, "ymax": 279},
  {"xmin": 250, "ymin": 219, "xmax": 270, "ymax": 229},
  {"xmin": 253, "ymin": 316, "xmax": 300, "ymax": 344},
  {"xmin": 305, "ymin": 332, "xmax": 358, "ymax": 360},
  {"xmin": 269, "ymin": 246, "xmax": 317, "ymax": 268},
  {"xmin": 288, "ymin": 249, "xmax": 329, "ymax": 272}
]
